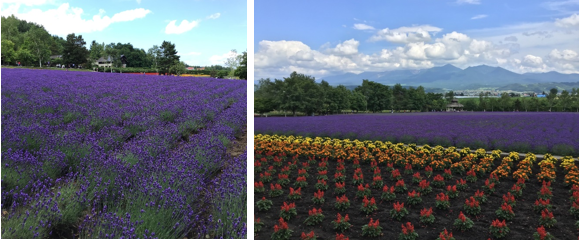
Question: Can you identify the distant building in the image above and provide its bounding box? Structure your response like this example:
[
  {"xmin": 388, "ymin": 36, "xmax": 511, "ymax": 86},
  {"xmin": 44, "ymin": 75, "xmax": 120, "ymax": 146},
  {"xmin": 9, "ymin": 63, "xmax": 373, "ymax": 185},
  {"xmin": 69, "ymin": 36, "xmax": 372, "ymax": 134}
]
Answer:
[
  {"xmin": 197, "ymin": 67, "xmax": 205, "ymax": 70},
  {"xmin": 94, "ymin": 56, "xmax": 113, "ymax": 67},
  {"xmin": 50, "ymin": 55, "xmax": 62, "ymax": 59},
  {"xmin": 446, "ymin": 99, "xmax": 464, "ymax": 111},
  {"xmin": 537, "ymin": 94, "xmax": 546, "ymax": 98},
  {"xmin": 186, "ymin": 67, "xmax": 195, "ymax": 70}
]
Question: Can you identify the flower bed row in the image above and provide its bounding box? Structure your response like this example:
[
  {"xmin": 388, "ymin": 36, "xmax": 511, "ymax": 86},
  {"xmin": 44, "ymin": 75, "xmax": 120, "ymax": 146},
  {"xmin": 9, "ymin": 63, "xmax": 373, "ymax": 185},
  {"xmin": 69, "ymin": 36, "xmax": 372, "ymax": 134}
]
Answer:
[{"xmin": 254, "ymin": 134, "xmax": 579, "ymax": 239}]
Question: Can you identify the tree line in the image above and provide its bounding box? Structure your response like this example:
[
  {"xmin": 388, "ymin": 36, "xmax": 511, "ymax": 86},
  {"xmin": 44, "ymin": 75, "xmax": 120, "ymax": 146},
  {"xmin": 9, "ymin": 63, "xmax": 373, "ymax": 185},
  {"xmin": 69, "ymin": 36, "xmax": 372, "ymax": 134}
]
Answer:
[
  {"xmin": 462, "ymin": 88, "xmax": 579, "ymax": 112},
  {"xmin": 1, "ymin": 15, "xmax": 247, "ymax": 79},
  {"xmin": 255, "ymin": 72, "xmax": 449, "ymax": 116},
  {"xmin": 255, "ymin": 72, "xmax": 579, "ymax": 116}
]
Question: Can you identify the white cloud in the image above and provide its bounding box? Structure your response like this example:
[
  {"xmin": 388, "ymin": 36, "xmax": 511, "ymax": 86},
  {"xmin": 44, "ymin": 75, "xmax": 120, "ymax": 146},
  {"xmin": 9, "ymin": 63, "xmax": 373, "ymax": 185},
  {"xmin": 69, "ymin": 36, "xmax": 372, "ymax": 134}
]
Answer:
[
  {"xmin": 353, "ymin": 23, "xmax": 374, "ymax": 30},
  {"xmin": 207, "ymin": 13, "xmax": 220, "ymax": 19},
  {"xmin": 210, "ymin": 51, "xmax": 238, "ymax": 65},
  {"xmin": 370, "ymin": 25, "xmax": 442, "ymax": 44},
  {"xmin": 555, "ymin": 13, "xmax": 579, "ymax": 28},
  {"xmin": 1, "ymin": 3, "xmax": 151, "ymax": 35},
  {"xmin": 523, "ymin": 54, "xmax": 544, "ymax": 67},
  {"xmin": 471, "ymin": 14, "xmax": 488, "ymax": 20},
  {"xmin": 457, "ymin": 0, "xmax": 481, "ymax": 4},
  {"xmin": 327, "ymin": 39, "xmax": 359, "ymax": 55},
  {"xmin": 165, "ymin": 19, "xmax": 200, "ymax": 34}
]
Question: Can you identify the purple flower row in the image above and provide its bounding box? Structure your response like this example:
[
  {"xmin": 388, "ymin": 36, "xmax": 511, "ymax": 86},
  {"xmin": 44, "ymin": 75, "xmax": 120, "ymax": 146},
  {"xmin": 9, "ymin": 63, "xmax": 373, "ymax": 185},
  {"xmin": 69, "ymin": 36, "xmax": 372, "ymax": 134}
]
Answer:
[
  {"xmin": 255, "ymin": 112, "xmax": 579, "ymax": 156},
  {"xmin": 1, "ymin": 68, "xmax": 246, "ymax": 238}
]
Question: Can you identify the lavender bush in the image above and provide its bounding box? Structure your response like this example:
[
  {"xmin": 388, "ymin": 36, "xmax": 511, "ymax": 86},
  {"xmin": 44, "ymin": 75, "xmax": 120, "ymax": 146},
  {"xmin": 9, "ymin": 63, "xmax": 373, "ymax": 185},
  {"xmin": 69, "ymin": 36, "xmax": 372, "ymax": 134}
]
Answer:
[
  {"xmin": 255, "ymin": 113, "xmax": 579, "ymax": 156},
  {"xmin": 1, "ymin": 68, "xmax": 246, "ymax": 238}
]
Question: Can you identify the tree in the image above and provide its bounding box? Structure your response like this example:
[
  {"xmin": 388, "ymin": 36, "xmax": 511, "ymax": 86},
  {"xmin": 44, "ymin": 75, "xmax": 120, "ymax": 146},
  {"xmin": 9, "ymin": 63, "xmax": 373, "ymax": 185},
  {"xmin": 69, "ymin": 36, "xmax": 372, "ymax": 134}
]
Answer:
[
  {"xmin": 234, "ymin": 51, "xmax": 247, "ymax": 80},
  {"xmin": 169, "ymin": 61, "xmax": 187, "ymax": 76},
  {"xmin": 89, "ymin": 41, "xmax": 104, "ymax": 67},
  {"xmin": 393, "ymin": 84, "xmax": 406, "ymax": 112},
  {"xmin": 1, "ymin": 39, "xmax": 16, "ymax": 65},
  {"xmin": 499, "ymin": 92, "xmax": 511, "ymax": 111},
  {"xmin": 224, "ymin": 49, "xmax": 241, "ymax": 76},
  {"xmin": 547, "ymin": 88, "xmax": 558, "ymax": 111},
  {"xmin": 26, "ymin": 26, "xmax": 51, "ymax": 67},
  {"xmin": 559, "ymin": 90, "xmax": 570, "ymax": 111},
  {"xmin": 350, "ymin": 91, "xmax": 367, "ymax": 113},
  {"xmin": 63, "ymin": 33, "xmax": 89, "ymax": 67},
  {"xmin": 463, "ymin": 99, "xmax": 477, "ymax": 111},
  {"xmin": 147, "ymin": 45, "xmax": 162, "ymax": 71},
  {"xmin": 159, "ymin": 41, "xmax": 180, "ymax": 75}
]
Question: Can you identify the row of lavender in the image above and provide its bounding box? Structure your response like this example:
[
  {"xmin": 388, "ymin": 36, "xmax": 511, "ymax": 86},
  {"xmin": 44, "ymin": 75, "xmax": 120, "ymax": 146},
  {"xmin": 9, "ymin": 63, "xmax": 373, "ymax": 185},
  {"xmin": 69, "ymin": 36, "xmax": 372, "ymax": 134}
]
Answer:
[
  {"xmin": 1, "ymin": 68, "xmax": 246, "ymax": 238},
  {"xmin": 255, "ymin": 113, "xmax": 579, "ymax": 156}
]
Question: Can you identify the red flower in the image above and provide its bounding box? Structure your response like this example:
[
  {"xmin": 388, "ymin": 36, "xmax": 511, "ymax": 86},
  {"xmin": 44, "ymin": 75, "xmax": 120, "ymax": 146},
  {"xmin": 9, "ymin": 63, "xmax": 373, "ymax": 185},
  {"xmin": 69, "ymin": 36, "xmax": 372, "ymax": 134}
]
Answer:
[
  {"xmin": 420, "ymin": 207, "xmax": 433, "ymax": 217},
  {"xmin": 536, "ymin": 226, "xmax": 547, "ymax": 239},
  {"xmin": 289, "ymin": 187, "xmax": 302, "ymax": 196},
  {"xmin": 301, "ymin": 231, "xmax": 315, "ymax": 240},
  {"xmin": 419, "ymin": 180, "xmax": 431, "ymax": 189},
  {"xmin": 368, "ymin": 218, "xmax": 380, "ymax": 228},
  {"xmin": 401, "ymin": 222, "xmax": 414, "ymax": 234},
  {"xmin": 298, "ymin": 169, "xmax": 307, "ymax": 176},
  {"xmin": 458, "ymin": 212, "xmax": 467, "ymax": 222},
  {"xmin": 465, "ymin": 196, "xmax": 480, "ymax": 208},
  {"xmin": 335, "ymin": 182, "xmax": 345, "ymax": 189},
  {"xmin": 500, "ymin": 203, "xmax": 513, "ymax": 213},
  {"xmin": 474, "ymin": 190, "xmax": 485, "ymax": 198},
  {"xmin": 281, "ymin": 202, "xmax": 296, "ymax": 212},
  {"xmin": 408, "ymin": 190, "xmax": 420, "ymax": 198},
  {"xmin": 362, "ymin": 196, "xmax": 376, "ymax": 207},
  {"xmin": 314, "ymin": 189, "xmax": 324, "ymax": 199},
  {"xmin": 317, "ymin": 179, "xmax": 327, "ymax": 185},
  {"xmin": 392, "ymin": 169, "xmax": 401, "ymax": 177},
  {"xmin": 336, "ymin": 233, "xmax": 349, "ymax": 240},
  {"xmin": 334, "ymin": 172, "xmax": 344, "ymax": 179},
  {"xmin": 336, "ymin": 195, "xmax": 349, "ymax": 203},
  {"xmin": 436, "ymin": 193, "xmax": 449, "ymax": 202},
  {"xmin": 405, "ymin": 163, "xmax": 413, "ymax": 170},
  {"xmin": 255, "ymin": 182, "xmax": 264, "ymax": 188},
  {"xmin": 535, "ymin": 198, "xmax": 550, "ymax": 206},
  {"xmin": 413, "ymin": 172, "xmax": 421, "ymax": 179},
  {"xmin": 434, "ymin": 174, "xmax": 444, "ymax": 182},
  {"xmin": 278, "ymin": 173, "xmax": 288, "ymax": 179},
  {"xmin": 503, "ymin": 192, "xmax": 515, "ymax": 203},
  {"xmin": 318, "ymin": 170, "xmax": 328, "ymax": 175},
  {"xmin": 281, "ymin": 166, "xmax": 290, "ymax": 173},
  {"xmin": 444, "ymin": 169, "xmax": 452, "ymax": 175},
  {"xmin": 491, "ymin": 219, "xmax": 507, "ymax": 228},
  {"xmin": 395, "ymin": 179, "xmax": 405, "ymax": 187},
  {"xmin": 467, "ymin": 169, "xmax": 476, "ymax": 177},
  {"xmin": 393, "ymin": 202, "xmax": 405, "ymax": 211},
  {"xmin": 539, "ymin": 185, "xmax": 552, "ymax": 196},
  {"xmin": 447, "ymin": 185, "xmax": 457, "ymax": 192},
  {"xmin": 541, "ymin": 209, "xmax": 554, "ymax": 219},
  {"xmin": 373, "ymin": 176, "xmax": 383, "ymax": 182},
  {"xmin": 296, "ymin": 176, "xmax": 307, "ymax": 182},
  {"xmin": 439, "ymin": 229, "xmax": 453, "ymax": 240},
  {"xmin": 308, "ymin": 208, "xmax": 322, "ymax": 216},
  {"xmin": 425, "ymin": 166, "xmax": 433, "ymax": 172},
  {"xmin": 270, "ymin": 183, "xmax": 282, "ymax": 191},
  {"xmin": 457, "ymin": 179, "xmax": 466, "ymax": 185}
]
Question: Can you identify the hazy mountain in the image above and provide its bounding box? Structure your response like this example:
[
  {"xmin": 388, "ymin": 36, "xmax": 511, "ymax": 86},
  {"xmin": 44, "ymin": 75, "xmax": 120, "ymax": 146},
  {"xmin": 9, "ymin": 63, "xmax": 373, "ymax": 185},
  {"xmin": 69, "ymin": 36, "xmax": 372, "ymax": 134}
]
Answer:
[{"xmin": 322, "ymin": 64, "xmax": 579, "ymax": 90}]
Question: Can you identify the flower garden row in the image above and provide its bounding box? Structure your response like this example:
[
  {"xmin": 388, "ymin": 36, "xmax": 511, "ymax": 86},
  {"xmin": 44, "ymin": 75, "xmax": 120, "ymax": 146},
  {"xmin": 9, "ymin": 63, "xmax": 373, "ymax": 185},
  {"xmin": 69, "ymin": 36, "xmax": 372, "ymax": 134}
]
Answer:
[
  {"xmin": 1, "ymin": 68, "xmax": 247, "ymax": 238},
  {"xmin": 254, "ymin": 134, "xmax": 579, "ymax": 239},
  {"xmin": 254, "ymin": 113, "xmax": 579, "ymax": 156}
]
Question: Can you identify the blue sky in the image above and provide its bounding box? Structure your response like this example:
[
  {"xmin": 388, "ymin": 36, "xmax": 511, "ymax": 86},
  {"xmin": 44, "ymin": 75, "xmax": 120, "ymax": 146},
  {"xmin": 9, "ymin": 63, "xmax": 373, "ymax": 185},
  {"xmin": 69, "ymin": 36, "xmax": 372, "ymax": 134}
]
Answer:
[
  {"xmin": 255, "ymin": 0, "xmax": 579, "ymax": 79},
  {"xmin": 1, "ymin": 0, "xmax": 247, "ymax": 66}
]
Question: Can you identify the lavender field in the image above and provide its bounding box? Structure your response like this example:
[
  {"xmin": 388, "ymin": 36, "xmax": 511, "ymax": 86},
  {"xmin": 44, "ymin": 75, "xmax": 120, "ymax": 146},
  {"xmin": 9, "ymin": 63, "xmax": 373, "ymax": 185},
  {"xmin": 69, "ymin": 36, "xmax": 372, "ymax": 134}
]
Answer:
[
  {"xmin": 255, "ymin": 113, "xmax": 579, "ymax": 156},
  {"xmin": 1, "ymin": 68, "xmax": 246, "ymax": 238}
]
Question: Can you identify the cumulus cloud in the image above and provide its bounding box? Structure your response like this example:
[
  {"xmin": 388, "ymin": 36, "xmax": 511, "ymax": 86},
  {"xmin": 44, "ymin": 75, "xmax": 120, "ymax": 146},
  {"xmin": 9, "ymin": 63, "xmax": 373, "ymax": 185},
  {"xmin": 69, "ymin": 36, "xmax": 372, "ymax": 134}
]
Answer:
[
  {"xmin": 0, "ymin": 3, "xmax": 151, "ymax": 35},
  {"xmin": 370, "ymin": 25, "xmax": 442, "ymax": 44},
  {"xmin": 353, "ymin": 23, "xmax": 375, "ymax": 30},
  {"xmin": 555, "ymin": 13, "xmax": 579, "ymax": 28},
  {"xmin": 206, "ymin": 13, "xmax": 220, "ymax": 19},
  {"xmin": 327, "ymin": 39, "xmax": 360, "ymax": 55},
  {"xmin": 471, "ymin": 14, "xmax": 488, "ymax": 20},
  {"xmin": 165, "ymin": 19, "xmax": 200, "ymax": 34},
  {"xmin": 456, "ymin": 0, "xmax": 481, "ymax": 4}
]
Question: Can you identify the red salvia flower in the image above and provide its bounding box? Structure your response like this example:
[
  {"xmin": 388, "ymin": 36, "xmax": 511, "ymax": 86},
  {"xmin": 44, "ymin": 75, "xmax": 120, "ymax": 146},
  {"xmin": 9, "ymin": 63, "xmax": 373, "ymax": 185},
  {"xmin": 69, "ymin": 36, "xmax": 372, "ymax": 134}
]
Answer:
[
  {"xmin": 314, "ymin": 189, "xmax": 324, "ymax": 199},
  {"xmin": 491, "ymin": 219, "xmax": 507, "ymax": 228},
  {"xmin": 434, "ymin": 174, "xmax": 444, "ymax": 182},
  {"xmin": 465, "ymin": 196, "xmax": 480, "ymax": 208},
  {"xmin": 393, "ymin": 202, "xmax": 405, "ymax": 211},
  {"xmin": 420, "ymin": 207, "xmax": 433, "ymax": 217},
  {"xmin": 419, "ymin": 180, "xmax": 430, "ymax": 189},
  {"xmin": 436, "ymin": 193, "xmax": 449, "ymax": 202}
]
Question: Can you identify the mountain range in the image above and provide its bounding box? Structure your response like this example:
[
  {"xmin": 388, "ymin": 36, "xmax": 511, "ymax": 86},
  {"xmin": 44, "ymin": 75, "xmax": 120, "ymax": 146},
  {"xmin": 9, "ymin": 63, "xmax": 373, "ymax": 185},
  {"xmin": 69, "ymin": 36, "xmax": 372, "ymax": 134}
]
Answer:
[{"xmin": 322, "ymin": 64, "xmax": 579, "ymax": 91}]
